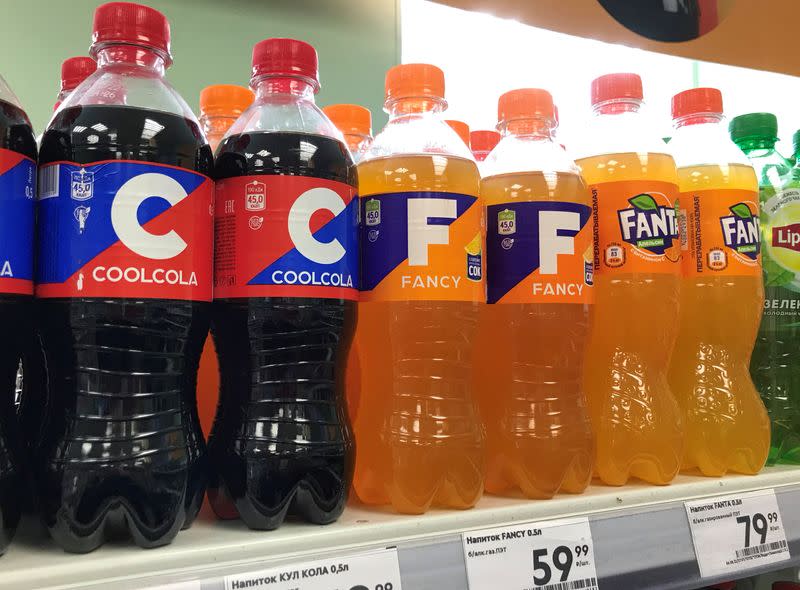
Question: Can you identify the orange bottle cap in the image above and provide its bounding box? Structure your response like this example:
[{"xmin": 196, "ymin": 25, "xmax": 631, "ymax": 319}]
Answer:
[
  {"xmin": 323, "ymin": 104, "xmax": 372, "ymax": 136},
  {"xmin": 498, "ymin": 88, "xmax": 555, "ymax": 124},
  {"xmin": 671, "ymin": 87, "xmax": 723, "ymax": 120},
  {"xmin": 384, "ymin": 63, "xmax": 445, "ymax": 104},
  {"xmin": 199, "ymin": 84, "xmax": 254, "ymax": 117},
  {"xmin": 446, "ymin": 119, "xmax": 470, "ymax": 147},
  {"xmin": 470, "ymin": 130, "xmax": 500, "ymax": 153}
]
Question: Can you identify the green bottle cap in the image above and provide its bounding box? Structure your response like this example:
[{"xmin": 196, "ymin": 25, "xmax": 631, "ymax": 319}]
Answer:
[{"xmin": 729, "ymin": 112, "xmax": 778, "ymax": 143}]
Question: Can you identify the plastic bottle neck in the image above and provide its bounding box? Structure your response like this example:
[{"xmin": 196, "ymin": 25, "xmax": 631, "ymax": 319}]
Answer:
[
  {"xmin": 499, "ymin": 117, "xmax": 553, "ymax": 140},
  {"xmin": 592, "ymin": 99, "xmax": 642, "ymax": 116},
  {"xmin": 201, "ymin": 114, "xmax": 239, "ymax": 136},
  {"xmin": 252, "ymin": 76, "xmax": 316, "ymax": 102},
  {"xmin": 735, "ymin": 137, "xmax": 778, "ymax": 154},
  {"xmin": 673, "ymin": 113, "xmax": 724, "ymax": 129},
  {"xmin": 386, "ymin": 97, "xmax": 445, "ymax": 118},
  {"xmin": 95, "ymin": 45, "xmax": 167, "ymax": 76}
]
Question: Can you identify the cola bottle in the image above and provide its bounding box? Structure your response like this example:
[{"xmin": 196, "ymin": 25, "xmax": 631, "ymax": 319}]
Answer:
[
  {"xmin": 209, "ymin": 38, "xmax": 357, "ymax": 529},
  {"xmin": 36, "ymin": 2, "xmax": 213, "ymax": 552},
  {"xmin": 0, "ymin": 74, "xmax": 36, "ymax": 555}
]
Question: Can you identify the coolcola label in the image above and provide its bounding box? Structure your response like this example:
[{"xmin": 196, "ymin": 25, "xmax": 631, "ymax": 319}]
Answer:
[
  {"xmin": 591, "ymin": 180, "xmax": 681, "ymax": 273},
  {"xmin": 487, "ymin": 201, "xmax": 593, "ymax": 304},
  {"xmin": 680, "ymin": 189, "xmax": 761, "ymax": 276},
  {"xmin": 36, "ymin": 160, "xmax": 213, "ymax": 300},
  {"xmin": 760, "ymin": 188, "xmax": 800, "ymax": 325},
  {"xmin": 0, "ymin": 148, "xmax": 35, "ymax": 295},
  {"xmin": 360, "ymin": 191, "xmax": 483, "ymax": 302},
  {"xmin": 214, "ymin": 175, "xmax": 358, "ymax": 300}
]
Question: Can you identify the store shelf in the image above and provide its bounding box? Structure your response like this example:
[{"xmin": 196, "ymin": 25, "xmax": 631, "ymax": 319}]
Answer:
[{"xmin": 3, "ymin": 466, "xmax": 800, "ymax": 590}]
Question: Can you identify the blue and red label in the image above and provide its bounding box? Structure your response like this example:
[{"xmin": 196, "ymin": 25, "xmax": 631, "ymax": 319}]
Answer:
[
  {"xmin": 488, "ymin": 201, "xmax": 593, "ymax": 305},
  {"xmin": 360, "ymin": 191, "xmax": 484, "ymax": 302},
  {"xmin": 214, "ymin": 175, "xmax": 358, "ymax": 300},
  {"xmin": 36, "ymin": 160, "xmax": 213, "ymax": 300},
  {"xmin": 0, "ymin": 148, "xmax": 35, "ymax": 295}
]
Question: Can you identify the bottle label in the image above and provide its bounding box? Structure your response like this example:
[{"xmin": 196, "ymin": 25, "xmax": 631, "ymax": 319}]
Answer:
[
  {"xmin": 360, "ymin": 191, "xmax": 484, "ymax": 302},
  {"xmin": 214, "ymin": 175, "xmax": 358, "ymax": 300},
  {"xmin": 36, "ymin": 160, "xmax": 213, "ymax": 300},
  {"xmin": 591, "ymin": 180, "xmax": 681, "ymax": 274},
  {"xmin": 0, "ymin": 148, "xmax": 35, "ymax": 295},
  {"xmin": 760, "ymin": 188, "xmax": 800, "ymax": 325},
  {"xmin": 487, "ymin": 201, "xmax": 593, "ymax": 304},
  {"xmin": 680, "ymin": 189, "xmax": 761, "ymax": 276}
]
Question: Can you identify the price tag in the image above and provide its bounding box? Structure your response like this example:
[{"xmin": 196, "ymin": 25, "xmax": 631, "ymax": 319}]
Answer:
[
  {"xmin": 462, "ymin": 517, "xmax": 598, "ymax": 590},
  {"xmin": 685, "ymin": 488, "xmax": 790, "ymax": 578},
  {"xmin": 224, "ymin": 548, "xmax": 401, "ymax": 590}
]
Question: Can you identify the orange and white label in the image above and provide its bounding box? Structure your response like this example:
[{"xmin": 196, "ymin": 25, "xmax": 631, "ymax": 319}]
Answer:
[
  {"xmin": 486, "ymin": 201, "xmax": 593, "ymax": 304},
  {"xmin": 590, "ymin": 179, "xmax": 681, "ymax": 274},
  {"xmin": 680, "ymin": 189, "xmax": 761, "ymax": 276},
  {"xmin": 360, "ymin": 191, "xmax": 484, "ymax": 302}
]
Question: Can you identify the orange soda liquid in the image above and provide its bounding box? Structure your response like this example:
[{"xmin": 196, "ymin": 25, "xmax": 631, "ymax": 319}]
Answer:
[
  {"xmin": 669, "ymin": 163, "xmax": 770, "ymax": 475},
  {"xmin": 477, "ymin": 171, "xmax": 594, "ymax": 498},
  {"xmin": 577, "ymin": 151, "xmax": 684, "ymax": 485},
  {"xmin": 354, "ymin": 154, "xmax": 485, "ymax": 513}
]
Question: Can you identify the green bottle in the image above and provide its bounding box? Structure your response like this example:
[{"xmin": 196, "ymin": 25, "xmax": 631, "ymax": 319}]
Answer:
[{"xmin": 731, "ymin": 113, "xmax": 798, "ymax": 465}]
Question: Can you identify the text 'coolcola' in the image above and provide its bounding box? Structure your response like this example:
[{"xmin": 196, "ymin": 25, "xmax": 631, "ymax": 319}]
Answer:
[
  {"xmin": 208, "ymin": 38, "xmax": 357, "ymax": 530},
  {"xmin": 354, "ymin": 63, "xmax": 486, "ymax": 514},
  {"xmin": 36, "ymin": 1, "xmax": 213, "ymax": 553}
]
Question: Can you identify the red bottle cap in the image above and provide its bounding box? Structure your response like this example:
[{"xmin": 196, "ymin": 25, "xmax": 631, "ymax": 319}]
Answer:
[
  {"xmin": 470, "ymin": 130, "xmax": 500, "ymax": 153},
  {"xmin": 251, "ymin": 38, "xmax": 320, "ymax": 92},
  {"xmin": 672, "ymin": 87, "xmax": 723, "ymax": 119},
  {"xmin": 446, "ymin": 120, "xmax": 471, "ymax": 147},
  {"xmin": 498, "ymin": 88, "xmax": 555, "ymax": 124},
  {"xmin": 385, "ymin": 63, "xmax": 445, "ymax": 104},
  {"xmin": 61, "ymin": 57, "xmax": 96, "ymax": 92},
  {"xmin": 591, "ymin": 73, "xmax": 643, "ymax": 105},
  {"xmin": 91, "ymin": 2, "xmax": 171, "ymax": 65}
]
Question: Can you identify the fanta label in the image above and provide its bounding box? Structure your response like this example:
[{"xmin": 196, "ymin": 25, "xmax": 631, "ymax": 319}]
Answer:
[
  {"xmin": 0, "ymin": 149, "xmax": 35, "ymax": 295},
  {"xmin": 487, "ymin": 201, "xmax": 593, "ymax": 304},
  {"xmin": 680, "ymin": 189, "xmax": 761, "ymax": 276},
  {"xmin": 36, "ymin": 160, "xmax": 213, "ymax": 300},
  {"xmin": 214, "ymin": 175, "xmax": 358, "ymax": 300},
  {"xmin": 591, "ymin": 180, "xmax": 681, "ymax": 274},
  {"xmin": 360, "ymin": 191, "xmax": 484, "ymax": 302}
]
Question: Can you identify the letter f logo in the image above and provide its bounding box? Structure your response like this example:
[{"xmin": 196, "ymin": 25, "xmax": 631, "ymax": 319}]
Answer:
[{"xmin": 407, "ymin": 198, "xmax": 457, "ymax": 266}]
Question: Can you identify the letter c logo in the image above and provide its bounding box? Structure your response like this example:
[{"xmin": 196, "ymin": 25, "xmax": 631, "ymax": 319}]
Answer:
[
  {"xmin": 111, "ymin": 173, "xmax": 188, "ymax": 260},
  {"xmin": 288, "ymin": 188, "xmax": 346, "ymax": 264}
]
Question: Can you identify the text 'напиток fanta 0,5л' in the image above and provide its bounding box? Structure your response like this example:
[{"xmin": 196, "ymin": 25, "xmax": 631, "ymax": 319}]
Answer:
[
  {"xmin": 354, "ymin": 64, "xmax": 485, "ymax": 514},
  {"xmin": 36, "ymin": 2, "xmax": 213, "ymax": 553},
  {"xmin": 475, "ymin": 88, "xmax": 594, "ymax": 499}
]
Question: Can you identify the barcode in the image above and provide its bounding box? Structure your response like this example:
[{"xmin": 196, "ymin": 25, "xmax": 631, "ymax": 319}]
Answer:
[
  {"xmin": 539, "ymin": 577, "xmax": 598, "ymax": 590},
  {"xmin": 38, "ymin": 165, "xmax": 60, "ymax": 199},
  {"xmin": 735, "ymin": 539, "xmax": 787, "ymax": 559}
]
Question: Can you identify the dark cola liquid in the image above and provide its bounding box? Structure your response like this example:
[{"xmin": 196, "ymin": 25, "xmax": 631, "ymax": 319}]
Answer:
[
  {"xmin": 0, "ymin": 98, "xmax": 35, "ymax": 554},
  {"xmin": 210, "ymin": 131, "xmax": 356, "ymax": 529},
  {"xmin": 37, "ymin": 105, "xmax": 212, "ymax": 552}
]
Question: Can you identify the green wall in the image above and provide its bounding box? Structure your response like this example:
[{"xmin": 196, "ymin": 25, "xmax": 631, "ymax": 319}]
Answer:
[{"xmin": 1, "ymin": 0, "xmax": 400, "ymax": 133}]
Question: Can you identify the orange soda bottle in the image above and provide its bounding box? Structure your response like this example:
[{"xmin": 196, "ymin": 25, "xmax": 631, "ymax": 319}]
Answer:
[
  {"xmin": 323, "ymin": 103, "xmax": 373, "ymax": 162},
  {"xmin": 471, "ymin": 130, "xmax": 500, "ymax": 163},
  {"xmin": 477, "ymin": 88, "xmax": 594, "ymax": 498},
  {"xmin": 199, "ymin": 84, "xmax": 254, "ymax": 151},
  {"xmin": 446, "ymin": 119, "xmax": 471, "ymax": 148},
  {"xmin": 196, "ymin": 84, "xmax": 254, "ymax": 437},
  {"xmin": 576, "ymin": 73, "xmax": 683, "ymax": 485},
  {"xmin": 323, "ymin": 103, "xmax": 373, "ymax": 423},
  {"xmin": 354, "ymin": 64, "xmax": 485, "ymax": 513},
  {"xmin": 668, "ymin": 88, "xmax": 770, "ymax": 475}
]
